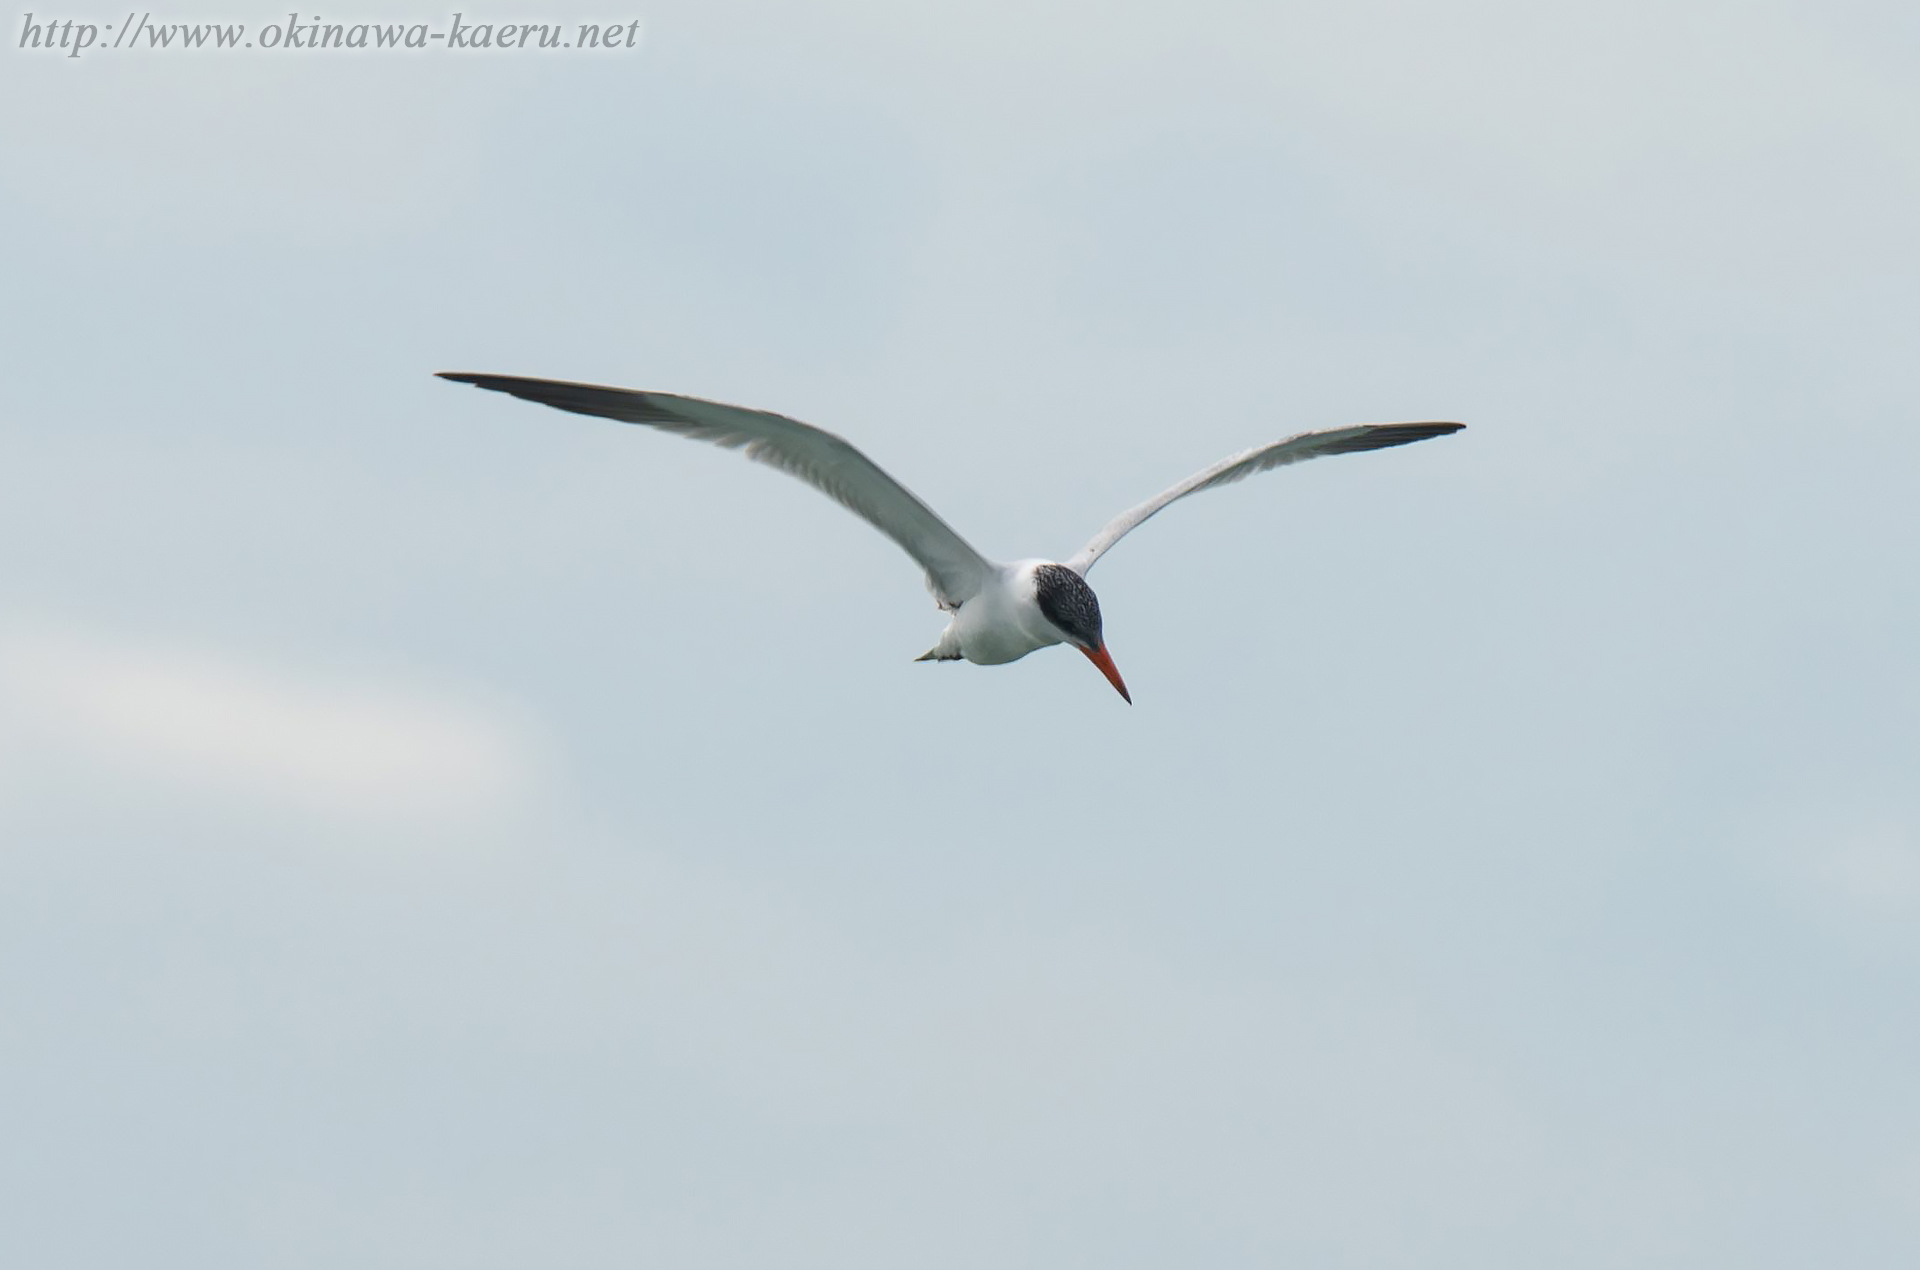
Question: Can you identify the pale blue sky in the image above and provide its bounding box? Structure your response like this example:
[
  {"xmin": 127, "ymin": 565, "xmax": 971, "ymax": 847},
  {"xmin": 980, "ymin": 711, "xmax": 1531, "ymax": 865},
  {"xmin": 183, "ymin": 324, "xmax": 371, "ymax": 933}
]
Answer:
[{"xmin": 3, "ymin": 2, "xmax": 1917, "ymax": 1266}]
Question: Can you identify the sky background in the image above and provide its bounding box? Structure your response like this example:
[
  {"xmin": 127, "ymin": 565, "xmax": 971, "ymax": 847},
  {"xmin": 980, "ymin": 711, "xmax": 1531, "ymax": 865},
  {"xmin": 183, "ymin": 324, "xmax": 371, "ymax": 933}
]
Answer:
[{"xmin": 4, "ymin": 2, "xmax": 1918, "ymax": 1265}]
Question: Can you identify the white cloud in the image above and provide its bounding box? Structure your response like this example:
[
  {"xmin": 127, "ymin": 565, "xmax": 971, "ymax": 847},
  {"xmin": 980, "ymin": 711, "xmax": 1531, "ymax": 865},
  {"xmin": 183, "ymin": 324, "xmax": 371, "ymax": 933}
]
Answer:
[
  {"xmin": 0, "ymin": 617, "xmax": 552, "ymax": 828},
  {"xmin": 1815, "ymin": 827, "xmax": 1920, "ymax": 917}
]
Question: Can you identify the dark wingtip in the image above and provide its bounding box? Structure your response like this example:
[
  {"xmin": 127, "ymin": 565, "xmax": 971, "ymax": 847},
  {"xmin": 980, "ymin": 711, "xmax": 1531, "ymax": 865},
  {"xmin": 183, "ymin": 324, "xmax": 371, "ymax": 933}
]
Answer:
[
  {"xmin": 1327, "ymin": 421, "xmax": 1467, "ymax": 454},
  {"xmin": 435, "ymin": 371, "xmax": 575, "ymax": 403},
  {"xmin": 1382, "ymin": 421, "xmax": 1466, "ymax": 438}
]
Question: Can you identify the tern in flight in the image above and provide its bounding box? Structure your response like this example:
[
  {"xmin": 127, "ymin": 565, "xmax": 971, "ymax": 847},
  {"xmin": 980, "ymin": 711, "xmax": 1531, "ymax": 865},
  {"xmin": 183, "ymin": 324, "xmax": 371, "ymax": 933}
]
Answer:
[{"xmin": 439, "ymin": 373, "xmax": 1463, "ymax": 703}]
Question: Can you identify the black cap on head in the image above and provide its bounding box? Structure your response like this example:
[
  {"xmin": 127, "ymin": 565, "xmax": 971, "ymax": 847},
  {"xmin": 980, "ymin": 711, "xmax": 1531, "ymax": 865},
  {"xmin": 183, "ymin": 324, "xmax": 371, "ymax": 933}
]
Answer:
[{"xmin": 1033, "ymin": 563, "xmax": 1104, "ymax": 648}]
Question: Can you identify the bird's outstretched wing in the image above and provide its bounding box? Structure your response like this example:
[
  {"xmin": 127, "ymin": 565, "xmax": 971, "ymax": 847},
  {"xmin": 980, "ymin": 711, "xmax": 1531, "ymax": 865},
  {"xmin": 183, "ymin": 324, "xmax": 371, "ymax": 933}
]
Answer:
[
  {"xmin": 1065, "ymin": 422, "xmax": 1464, "ymax": 574},
  {"xmin": 438, "ymin": 373, "xmax": 995, "ymax": 606}
]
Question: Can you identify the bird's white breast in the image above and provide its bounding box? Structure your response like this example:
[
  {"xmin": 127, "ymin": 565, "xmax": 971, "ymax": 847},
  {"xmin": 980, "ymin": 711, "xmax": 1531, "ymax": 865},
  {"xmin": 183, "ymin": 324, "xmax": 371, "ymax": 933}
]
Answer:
[{"xmin": 947, "ymin": 560, "xmax": 1064, "ymax": 665}]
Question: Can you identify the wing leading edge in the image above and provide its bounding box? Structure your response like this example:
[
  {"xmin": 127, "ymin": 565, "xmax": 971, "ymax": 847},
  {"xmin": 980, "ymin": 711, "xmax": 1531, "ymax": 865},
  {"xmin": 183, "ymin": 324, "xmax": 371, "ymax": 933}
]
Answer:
[
  {"xmin": 438, "ymin": 373, "xmax": 995, "ymax": 607},
  {"xmin": 1066, "ymin": 421, "xmax": 1464, "ymax": 574}
]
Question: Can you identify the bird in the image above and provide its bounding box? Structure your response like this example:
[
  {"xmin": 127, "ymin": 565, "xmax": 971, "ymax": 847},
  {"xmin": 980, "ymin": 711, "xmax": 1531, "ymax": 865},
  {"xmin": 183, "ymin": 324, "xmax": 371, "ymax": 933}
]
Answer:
[{"xmin": 438, "ymin": 372, "xmax": 1463, "ymax": 703}]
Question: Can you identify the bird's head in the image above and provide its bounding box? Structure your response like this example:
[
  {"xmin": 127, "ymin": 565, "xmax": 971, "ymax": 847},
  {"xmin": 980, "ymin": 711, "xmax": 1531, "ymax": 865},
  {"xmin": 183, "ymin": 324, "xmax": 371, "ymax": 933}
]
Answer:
[{"xmin": 1032, "ymin": 563, "xmax": 1130, "ymax": 703}]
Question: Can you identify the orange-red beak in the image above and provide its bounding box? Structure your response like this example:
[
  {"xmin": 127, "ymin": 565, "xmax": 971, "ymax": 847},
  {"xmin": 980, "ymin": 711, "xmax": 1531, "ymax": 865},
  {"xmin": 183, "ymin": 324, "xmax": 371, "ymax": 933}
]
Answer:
[{"xmin": 1079, "ymin": 642, "xmax": 1131, "ymax": 704}]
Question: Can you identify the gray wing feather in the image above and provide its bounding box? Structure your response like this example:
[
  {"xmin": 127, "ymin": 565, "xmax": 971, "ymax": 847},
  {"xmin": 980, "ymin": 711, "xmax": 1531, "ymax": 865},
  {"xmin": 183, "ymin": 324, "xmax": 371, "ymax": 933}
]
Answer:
[
  {"xmin": 1066, "ymin": 422, "xmax": 1464, "ymax": 574},
  {"xmin": 439, "ymin": 373, "xmax": 994, "ymax": 606}
]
